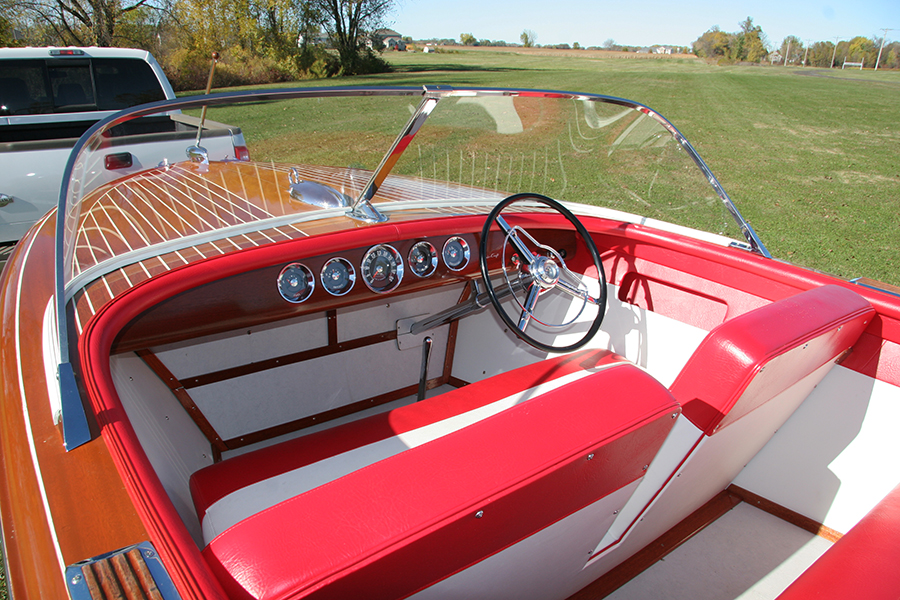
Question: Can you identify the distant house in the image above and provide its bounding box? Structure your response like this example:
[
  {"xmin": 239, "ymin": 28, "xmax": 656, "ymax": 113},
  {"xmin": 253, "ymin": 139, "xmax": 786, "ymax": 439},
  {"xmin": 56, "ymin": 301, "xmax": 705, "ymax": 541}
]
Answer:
[
  {"xmin": 373, "ymin": 29, "xmax": 406, "ymax": 51},
  {"xmin": 297, "ymin": 32, "xmax": 329, "ymax": 47}
]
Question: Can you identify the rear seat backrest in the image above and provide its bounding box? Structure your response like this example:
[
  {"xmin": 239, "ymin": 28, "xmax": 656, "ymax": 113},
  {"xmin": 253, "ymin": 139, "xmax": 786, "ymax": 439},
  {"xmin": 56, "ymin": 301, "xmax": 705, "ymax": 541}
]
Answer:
[{"xmin": 670, "ymin": 285, "xmax": 874, "ymax": 436}]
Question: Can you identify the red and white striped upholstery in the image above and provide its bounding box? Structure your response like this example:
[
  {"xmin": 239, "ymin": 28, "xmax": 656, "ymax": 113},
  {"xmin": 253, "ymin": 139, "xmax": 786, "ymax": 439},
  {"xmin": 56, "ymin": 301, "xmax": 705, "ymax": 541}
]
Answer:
[{"xmin": 191, "ymin": 349, "xmax": 681, "ymax": 600}]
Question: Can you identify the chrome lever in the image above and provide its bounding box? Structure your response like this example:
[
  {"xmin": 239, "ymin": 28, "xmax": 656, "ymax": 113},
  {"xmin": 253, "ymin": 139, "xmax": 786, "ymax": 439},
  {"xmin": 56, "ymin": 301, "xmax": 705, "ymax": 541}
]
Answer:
[{"xmin": 417, "ymin": 336, "xmax": 433, "ymax": 402}]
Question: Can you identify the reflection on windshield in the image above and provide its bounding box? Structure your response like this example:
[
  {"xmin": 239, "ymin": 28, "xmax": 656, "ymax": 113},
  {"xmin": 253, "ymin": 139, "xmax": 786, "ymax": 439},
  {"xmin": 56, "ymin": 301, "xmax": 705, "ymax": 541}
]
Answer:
[{"xmin": 389, "ymin": 95, "xmax": 735, "ymax": 238}]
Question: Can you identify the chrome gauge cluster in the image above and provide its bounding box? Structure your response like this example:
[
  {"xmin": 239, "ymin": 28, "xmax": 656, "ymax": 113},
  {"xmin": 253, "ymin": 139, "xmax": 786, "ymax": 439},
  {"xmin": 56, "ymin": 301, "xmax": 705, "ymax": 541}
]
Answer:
[{"xmin": 276, "ymin": 235, "xmax": 474, "ymax": 302}]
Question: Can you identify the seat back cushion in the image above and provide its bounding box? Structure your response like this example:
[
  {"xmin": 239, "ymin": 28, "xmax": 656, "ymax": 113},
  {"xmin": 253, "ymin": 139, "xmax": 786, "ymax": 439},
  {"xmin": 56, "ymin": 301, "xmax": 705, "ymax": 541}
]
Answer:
[
  {"xmin": 200, "ymin": 360, "xmax": 680, "ymax": 600},
  {"xmin": 671, "ymin": 285, "xmax": 873, "ymax": 436}
]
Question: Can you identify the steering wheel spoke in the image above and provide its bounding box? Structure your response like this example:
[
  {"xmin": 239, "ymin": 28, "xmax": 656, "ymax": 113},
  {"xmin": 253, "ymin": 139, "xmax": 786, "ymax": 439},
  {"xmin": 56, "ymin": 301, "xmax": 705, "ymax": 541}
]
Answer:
[
  {"xmin": 517, "ymin": 283, "xmax": 542, "ymax": 331},
  {"xmin": 555, "ymin": 271, "xmax": 602, "ymax": 306},
  {"xmin": 496, "ymin": 215, "xmax": 535, "ymax": 266},
  {"xmin": 479, "ymin": 193, "xmax": 608, "ymax": 353}
]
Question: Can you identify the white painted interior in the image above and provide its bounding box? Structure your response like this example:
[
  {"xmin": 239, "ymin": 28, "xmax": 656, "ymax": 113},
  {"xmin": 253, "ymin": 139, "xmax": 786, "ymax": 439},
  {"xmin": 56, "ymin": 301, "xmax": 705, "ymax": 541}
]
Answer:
[
  {"xmin": 606, "ymin": 502, "xmax": 833, "ymax": 600},
  {"xmin": 734, "ymin": 365, "xmax": 900, "ymax": 534},
  {"xmin": 111, "ymin": 352, "xmax": 214, "ymax": 546},
  {"xmin": 411, "ymin": 481, "xmax": 642, "ymax": 600}
]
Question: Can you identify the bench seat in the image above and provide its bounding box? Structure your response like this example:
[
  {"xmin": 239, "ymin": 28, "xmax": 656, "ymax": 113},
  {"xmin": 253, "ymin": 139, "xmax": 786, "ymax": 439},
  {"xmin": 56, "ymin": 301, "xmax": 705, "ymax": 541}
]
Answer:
[{"xmin": 192, "ymin": 349, "xmax": 681, "ymax": 600}]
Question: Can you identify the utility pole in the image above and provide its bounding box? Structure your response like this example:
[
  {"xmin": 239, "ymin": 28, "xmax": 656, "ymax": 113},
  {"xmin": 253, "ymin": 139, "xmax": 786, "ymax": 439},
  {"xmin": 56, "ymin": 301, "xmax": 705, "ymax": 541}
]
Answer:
[
  {"xmin": 875, "ymin": 28, "xmax": 894, "ymax": 71},
  {"xmin": 803, "ymin": 39, "xmax": 811, "ymax": 66},
  {"xmin": 830, "ymin": 37, "xmax": 840, "ymax": 68},
  {"xmin": 785, "ymin": 39, "xmax": 791, "ymax": 65}
]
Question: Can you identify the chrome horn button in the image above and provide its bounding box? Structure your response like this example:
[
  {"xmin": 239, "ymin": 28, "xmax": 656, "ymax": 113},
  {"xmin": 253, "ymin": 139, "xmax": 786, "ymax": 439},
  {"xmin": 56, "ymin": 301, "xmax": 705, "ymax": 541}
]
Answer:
[{"xmin": 531, "ymin": 255, "xmax": 561, "ymax": 289}]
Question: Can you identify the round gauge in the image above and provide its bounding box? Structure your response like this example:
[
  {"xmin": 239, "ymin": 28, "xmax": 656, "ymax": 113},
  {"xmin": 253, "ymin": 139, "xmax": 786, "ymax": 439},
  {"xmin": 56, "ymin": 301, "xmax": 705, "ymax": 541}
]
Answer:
[
  {"xmin": 408, "ymin": 241, "xmax": 438, "ymax": 278},
  {"xmin": 361, "ymin": 244, "xmax": 404, "ymax": 293},
  {"xmin": 320, "ymin": 257, "xmax": 356, "ymax": 296},
  {"xmin": 277, "ymin": 262, "xmax": 314, "ymax": 303},
  {"xmin": 442, "ymin": 236, "xmax": 470, "ymax": 271}
]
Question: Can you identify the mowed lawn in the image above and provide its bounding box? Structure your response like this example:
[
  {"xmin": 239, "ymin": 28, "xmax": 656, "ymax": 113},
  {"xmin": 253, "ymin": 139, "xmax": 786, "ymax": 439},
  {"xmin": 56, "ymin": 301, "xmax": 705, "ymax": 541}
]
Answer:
[{"xmin": 241, "ymin": 48, "xmax": 899, "ymax": 286}]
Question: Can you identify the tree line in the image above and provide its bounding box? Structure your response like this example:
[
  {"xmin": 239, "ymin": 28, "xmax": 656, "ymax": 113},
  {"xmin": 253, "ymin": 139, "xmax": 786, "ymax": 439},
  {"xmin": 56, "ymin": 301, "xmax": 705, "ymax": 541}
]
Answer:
[
  {"xmin": 693, "ymin": 17, "xmax": 900, "ymax": 69},
  {"xmin": 0, "ymin": 0, "xmax": 396, "ymax": 89}
]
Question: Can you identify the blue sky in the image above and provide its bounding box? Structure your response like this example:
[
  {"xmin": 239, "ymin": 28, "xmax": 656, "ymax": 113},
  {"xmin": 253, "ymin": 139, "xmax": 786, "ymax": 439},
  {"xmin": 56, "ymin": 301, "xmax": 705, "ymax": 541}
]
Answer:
[{"xmin": 390, "ymin": 0, "xmax": 900, "ymax": 48}]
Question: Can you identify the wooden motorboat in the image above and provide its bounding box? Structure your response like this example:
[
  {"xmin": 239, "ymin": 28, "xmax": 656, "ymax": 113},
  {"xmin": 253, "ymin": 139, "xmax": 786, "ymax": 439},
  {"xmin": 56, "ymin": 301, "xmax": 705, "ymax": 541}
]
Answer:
[{"xmin": 1, "ymin": 86, "xmax": 898, "ymax": 600}]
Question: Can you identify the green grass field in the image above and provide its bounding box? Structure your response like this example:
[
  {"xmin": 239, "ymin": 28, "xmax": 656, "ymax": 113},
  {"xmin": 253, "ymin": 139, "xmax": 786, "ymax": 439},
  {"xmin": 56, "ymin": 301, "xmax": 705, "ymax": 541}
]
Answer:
[{"xmin": 215, "ymin": 48, "xmax": 898, "ymax": 286}]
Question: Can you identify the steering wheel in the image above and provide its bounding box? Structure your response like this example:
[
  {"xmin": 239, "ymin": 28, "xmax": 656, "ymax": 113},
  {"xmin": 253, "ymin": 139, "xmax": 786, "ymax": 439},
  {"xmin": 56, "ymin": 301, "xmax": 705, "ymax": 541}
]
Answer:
[{"xmin": 479, "ymin": 193, "xmax": 607, "ymax": 354}]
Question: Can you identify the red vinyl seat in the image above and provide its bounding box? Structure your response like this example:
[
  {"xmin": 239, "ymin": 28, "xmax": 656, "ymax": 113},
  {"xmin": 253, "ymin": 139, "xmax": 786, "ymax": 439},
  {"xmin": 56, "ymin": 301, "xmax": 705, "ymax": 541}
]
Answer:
[
  {"xmin": 776, "ymin": 482, "xmax": 900, "ymax": 600},
  {"xmin": 192, "ymin": 349, "xmax": 681, "ymax": 600}
]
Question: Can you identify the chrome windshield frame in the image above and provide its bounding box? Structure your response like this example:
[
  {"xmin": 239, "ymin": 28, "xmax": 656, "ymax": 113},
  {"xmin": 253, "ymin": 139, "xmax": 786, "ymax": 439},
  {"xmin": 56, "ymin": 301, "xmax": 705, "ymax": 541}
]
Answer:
[{"xmin": 53, "ymin": 84, "xmax": 768, "ymax": 450}]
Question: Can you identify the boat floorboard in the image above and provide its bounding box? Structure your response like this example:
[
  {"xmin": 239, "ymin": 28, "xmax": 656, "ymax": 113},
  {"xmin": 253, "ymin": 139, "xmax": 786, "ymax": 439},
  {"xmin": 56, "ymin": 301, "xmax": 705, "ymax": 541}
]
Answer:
[{"xmin": 606, "ymin": 502, "xmax": 832, "ymax": 600}]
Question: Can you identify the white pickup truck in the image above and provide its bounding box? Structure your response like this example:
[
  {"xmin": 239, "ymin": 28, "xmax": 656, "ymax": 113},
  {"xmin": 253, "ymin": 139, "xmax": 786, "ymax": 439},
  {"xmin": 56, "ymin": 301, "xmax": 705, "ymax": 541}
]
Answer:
[{"xmin": 0, "ymin": 47, "xmax": 248, "ymax": 243}]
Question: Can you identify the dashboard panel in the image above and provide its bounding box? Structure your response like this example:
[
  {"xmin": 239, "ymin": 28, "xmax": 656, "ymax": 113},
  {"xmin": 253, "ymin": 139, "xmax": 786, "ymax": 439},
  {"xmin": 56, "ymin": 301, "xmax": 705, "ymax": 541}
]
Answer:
[{"xmin": 111, "ymin": 217, "xmax": 582, "ymax": 354}]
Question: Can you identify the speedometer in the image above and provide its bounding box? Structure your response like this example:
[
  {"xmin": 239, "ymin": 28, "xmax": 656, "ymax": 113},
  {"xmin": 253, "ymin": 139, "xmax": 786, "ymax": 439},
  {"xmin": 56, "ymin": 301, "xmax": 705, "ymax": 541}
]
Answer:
[{"xmin": 361, "ymin": 244, "xmax": 404, "ymax": 293}]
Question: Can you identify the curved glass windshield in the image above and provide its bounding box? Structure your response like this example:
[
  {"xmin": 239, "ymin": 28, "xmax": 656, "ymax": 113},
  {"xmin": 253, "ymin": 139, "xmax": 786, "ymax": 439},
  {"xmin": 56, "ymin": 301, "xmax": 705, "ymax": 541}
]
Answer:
[{"xmin": 58, "ymin": 87, "xmax": 764, "ymax": 314}]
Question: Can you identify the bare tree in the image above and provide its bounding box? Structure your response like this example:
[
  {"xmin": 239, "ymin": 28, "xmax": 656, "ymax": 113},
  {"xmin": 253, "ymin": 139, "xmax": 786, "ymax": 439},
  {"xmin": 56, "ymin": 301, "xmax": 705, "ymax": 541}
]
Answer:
[
  {"xmin": 520, "ymin": 29, "xmax": 536, "ymax": 48},
  {"xmin": 17, "ymin": 0, "xmax": 160, "ymax": 46}
]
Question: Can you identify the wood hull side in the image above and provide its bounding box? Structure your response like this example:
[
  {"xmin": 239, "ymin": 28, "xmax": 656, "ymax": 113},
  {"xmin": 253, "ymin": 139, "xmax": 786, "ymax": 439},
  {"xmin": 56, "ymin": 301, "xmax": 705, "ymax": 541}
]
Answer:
[{"xmin": 0, "ymin": 214, "xmax": 150, "ymax": 599}]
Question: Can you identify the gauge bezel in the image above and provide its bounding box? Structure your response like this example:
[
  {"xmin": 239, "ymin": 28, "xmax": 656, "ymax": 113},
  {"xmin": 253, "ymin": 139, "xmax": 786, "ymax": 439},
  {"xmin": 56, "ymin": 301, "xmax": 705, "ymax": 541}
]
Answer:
[
  {"xmin": 361, "ymin": 244, "xmax": 404, "ymax": 294},
  {"xmin": 408, "ymin": 241, "xmax": 439, "ymax": 278},
  {"xmin": 320, "ymin": 257, "xmax": 356, "ymax": 296},
  {"xmin": 442, "ymin": 236, "xmax": 471, "ymax": 272},
  {"xmin": 277, "ymin": 262, "xmax": 315, "ymax": 303}
]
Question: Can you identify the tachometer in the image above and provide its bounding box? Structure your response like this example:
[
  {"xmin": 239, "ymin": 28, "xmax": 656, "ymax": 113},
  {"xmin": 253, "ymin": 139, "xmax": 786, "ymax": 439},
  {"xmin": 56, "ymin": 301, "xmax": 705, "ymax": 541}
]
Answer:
[
  {"xmin": 321, "ymin": 257, "xmax": 355, "ymax": 296},
  {"xmin": 408, "ymin": 241, "xmax": 438, "ymax": 278},
  {"xmin": 442, "ymin": 236, "xmax": 470, "ymax": 271},
  {"xmin": 277, "ymin": 263, "xmax": 315, "ymax": 303},
  {"xmin": 361, "ymin": 244, "xmax": 404, "ymax": 293}
]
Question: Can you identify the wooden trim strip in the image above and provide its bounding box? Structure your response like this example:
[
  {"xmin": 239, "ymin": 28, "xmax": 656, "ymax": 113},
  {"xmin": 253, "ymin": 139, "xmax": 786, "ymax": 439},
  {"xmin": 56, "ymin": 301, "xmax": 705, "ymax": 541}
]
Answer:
[
  {"xmin": 136, "ymin": 350, "xmax": 227, "ymax": 454},
  {"xmin": 568, "ymin": 489, "xmax": 742, "ymax": 600},
  {"xmin": 727, "ymin": 484, "xmax": 843, "ymax": 542},
  {"xmin": 447, "ymin": 376, "xmax": 470, "ymax": 388},
  {"xmin": 181, "ymin": 329, "xmax": 398, "ymax": 389},
  {"xmin": 441, "ymin": 283, "xmax": 471, "ymax": 386}
]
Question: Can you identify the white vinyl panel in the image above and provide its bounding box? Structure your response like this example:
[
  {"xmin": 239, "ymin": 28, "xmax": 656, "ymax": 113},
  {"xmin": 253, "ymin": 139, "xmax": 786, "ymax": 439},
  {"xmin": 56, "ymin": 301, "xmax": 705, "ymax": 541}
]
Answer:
[
  {"xmin": 111, "ymin": 353, "xmax": 213, "ymax": 547},
  {"xmin": 452, "ymin": 283, "xmax": 707, "ymax": 388},
  {"xmin": 189, "ymin": 326, "xmax": 449, "ymax": 440},
  {"xmin": 153, "ymin": 311, "xmax": 327, "ymax": 379},
  {"xmin": 735, "ymin": 365, "xmax": 900, "ymax": 534},
  {"xmin": 337, "ymin": 284, "xmax": 463, "ymax": 342}
]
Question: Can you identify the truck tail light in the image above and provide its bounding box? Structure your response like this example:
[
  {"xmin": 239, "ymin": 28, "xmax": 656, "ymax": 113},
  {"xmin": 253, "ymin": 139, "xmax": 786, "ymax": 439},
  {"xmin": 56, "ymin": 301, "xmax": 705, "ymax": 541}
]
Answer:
[
  {"xmin": 235, "ymin": 145, "xmax": 250, "ymax": 161},
  {"xmin": 105, "ymin": 152, "xmax": 133, "ymax": 170}
]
